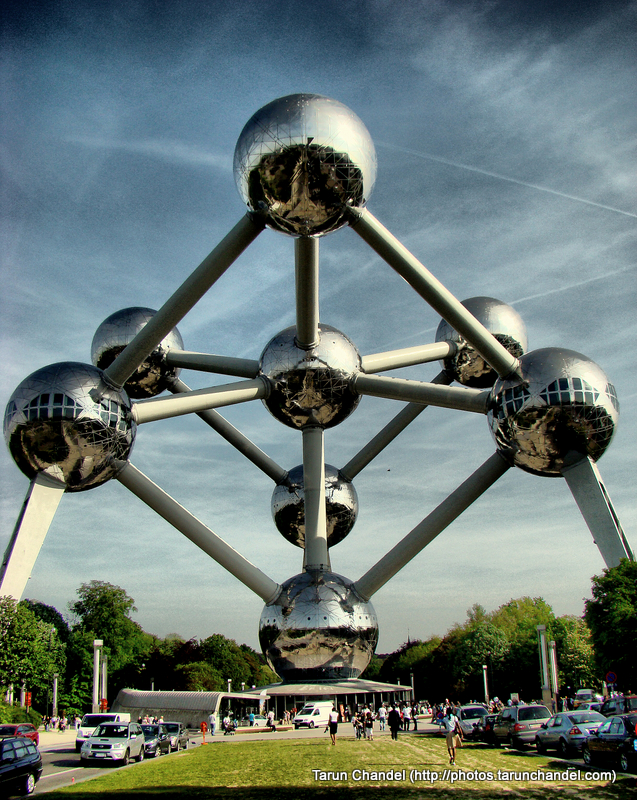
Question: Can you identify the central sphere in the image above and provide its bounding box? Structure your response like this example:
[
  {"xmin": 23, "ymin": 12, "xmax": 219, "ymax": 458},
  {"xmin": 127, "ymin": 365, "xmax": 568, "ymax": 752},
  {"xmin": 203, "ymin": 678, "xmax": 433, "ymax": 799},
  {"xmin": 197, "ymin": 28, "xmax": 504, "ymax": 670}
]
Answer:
[
  {"xmin": 259, "ymin": 324, "xmax": 361, "ymax": 429},
  {"xmin": 91, "ymin": 307, "xmax": 184, "ymax": 399},
  {"xmin": 259, "ymin": 571, "xmax": 378, "ymax": 681},
  {"xmin": 487, "ymin": 347, "xmax": 619, "ymax": 476},
  {"xmin": 271, "ymin": 464, "xmax": 358, "ymax": 548},
  {"xmin": 4, "ymin": 362, "xmax": 135, "ymax": 491},
  {"xmin": 233, "ymin": 93, "xmax": 377, "ymax": 236}
]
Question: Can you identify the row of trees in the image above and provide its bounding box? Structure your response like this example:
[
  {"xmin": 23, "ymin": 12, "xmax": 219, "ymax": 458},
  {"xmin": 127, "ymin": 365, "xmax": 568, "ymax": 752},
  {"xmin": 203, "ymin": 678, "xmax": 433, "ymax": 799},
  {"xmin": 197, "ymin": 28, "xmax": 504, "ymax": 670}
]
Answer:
[
  {"xmin": 367, "ymin": 560, "xmax": 636, "ymax": 701},
  {"xmin": 0, "ymin": 560, "xmax": 634, "ymax": 718}
]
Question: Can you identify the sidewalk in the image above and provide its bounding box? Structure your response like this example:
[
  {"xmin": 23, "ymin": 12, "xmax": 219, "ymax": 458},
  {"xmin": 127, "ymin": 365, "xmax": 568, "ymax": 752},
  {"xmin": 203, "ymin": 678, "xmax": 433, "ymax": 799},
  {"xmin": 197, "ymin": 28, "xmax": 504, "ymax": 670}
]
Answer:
[{"xmin": 38, "ymin": 727, "xmax": 78, "ymax": 749}]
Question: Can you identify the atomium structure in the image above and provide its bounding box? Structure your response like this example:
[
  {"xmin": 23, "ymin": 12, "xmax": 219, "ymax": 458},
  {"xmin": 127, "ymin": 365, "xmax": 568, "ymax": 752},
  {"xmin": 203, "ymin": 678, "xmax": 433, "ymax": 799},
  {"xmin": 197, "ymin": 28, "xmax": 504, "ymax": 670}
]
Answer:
[{"xmin": 1, "ymin": 94, "xmax": 633, "ymax": 683}]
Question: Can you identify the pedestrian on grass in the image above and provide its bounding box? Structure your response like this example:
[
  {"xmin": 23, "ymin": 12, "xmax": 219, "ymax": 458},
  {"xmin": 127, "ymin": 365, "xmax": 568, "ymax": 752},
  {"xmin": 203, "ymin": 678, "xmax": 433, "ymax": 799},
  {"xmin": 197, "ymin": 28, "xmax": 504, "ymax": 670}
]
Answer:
[
  {"xmin": 441, "ymin": 706, "xmax": 463, "ymax": 765},
  {"xmin": 387, "ymin": 706, "xmax": 401, "ymax": 741},
  {"xmin": 327, "ymin": 706, "xmax": 339, "ymax": 745}
]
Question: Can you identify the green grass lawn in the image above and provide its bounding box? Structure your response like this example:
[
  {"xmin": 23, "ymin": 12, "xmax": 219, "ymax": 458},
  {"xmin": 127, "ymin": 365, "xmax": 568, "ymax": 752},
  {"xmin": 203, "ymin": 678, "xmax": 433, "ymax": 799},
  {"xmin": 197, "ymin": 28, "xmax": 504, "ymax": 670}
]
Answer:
[{"xmin": 45, "ymin": 732, "xmax": 636, "ymax": 799}]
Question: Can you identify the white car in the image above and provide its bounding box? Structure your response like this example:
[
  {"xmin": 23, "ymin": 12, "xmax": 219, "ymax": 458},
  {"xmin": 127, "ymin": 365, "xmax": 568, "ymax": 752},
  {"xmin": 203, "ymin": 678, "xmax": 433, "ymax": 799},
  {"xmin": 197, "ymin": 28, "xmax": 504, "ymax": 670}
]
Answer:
[{"xmin": 80, "ymin": 722, "xmax": 145, "ymax": 765}]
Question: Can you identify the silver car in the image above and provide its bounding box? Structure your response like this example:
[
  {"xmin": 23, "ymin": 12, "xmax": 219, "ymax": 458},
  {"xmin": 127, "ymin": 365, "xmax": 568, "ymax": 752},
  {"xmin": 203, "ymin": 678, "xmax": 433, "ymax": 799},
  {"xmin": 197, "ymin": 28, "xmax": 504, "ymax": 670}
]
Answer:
[
  {"xmin": 535, "ymin": 711, "xmax": 606, "ymax": 758},
  {"xmin": 80, "ymin": 722, "xmax": 145, "ymax": 765},
  {"xmin": 456, "ymin": 705, "xmax": 490, "ymax": 739}
]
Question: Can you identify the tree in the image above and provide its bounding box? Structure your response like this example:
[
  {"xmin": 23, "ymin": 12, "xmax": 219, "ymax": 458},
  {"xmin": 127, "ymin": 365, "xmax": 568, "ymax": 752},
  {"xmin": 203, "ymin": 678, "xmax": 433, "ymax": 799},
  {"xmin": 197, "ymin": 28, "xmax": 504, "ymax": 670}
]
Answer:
[
  {"xmin": 584, "ymin": 559, "xmax": 637, "ymax": 690},
  {"xmin": 552, "ymin": 615, "xmax": 596, "ymax": 692}
]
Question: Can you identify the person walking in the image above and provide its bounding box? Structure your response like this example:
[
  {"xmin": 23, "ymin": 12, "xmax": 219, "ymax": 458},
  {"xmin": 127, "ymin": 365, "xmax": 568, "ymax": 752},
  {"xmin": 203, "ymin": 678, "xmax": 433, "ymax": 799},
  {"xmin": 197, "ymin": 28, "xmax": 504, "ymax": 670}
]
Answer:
[
  {"xmin": 387, "ymin": 706, "xmax": 401, "ymax": 741},
  {"xmin": 441, "ymin": 706, "xmax": 463, "ymax": 765},
  {"xmin": 208, "ymin": 712, "xmax": 216, "ymax": 736},
  {"xmin": 327, "ymin": 706, "xmax": 339, "ymax": 745}
]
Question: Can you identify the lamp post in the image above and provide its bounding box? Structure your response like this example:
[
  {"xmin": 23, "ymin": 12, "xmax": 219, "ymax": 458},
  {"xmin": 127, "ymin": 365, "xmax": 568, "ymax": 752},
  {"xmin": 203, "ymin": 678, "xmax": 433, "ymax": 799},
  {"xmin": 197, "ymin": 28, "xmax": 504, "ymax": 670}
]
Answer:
[
  {"xmin": 52, "ymin": 673, "xmax": 59, "ymax": 718},
  {"xmin": 482, "ymin": 664, "xmax": 489, "ymax": 704},
  {"xmin": 92, "ymin": 640, "xmax": 103, "ymax": 713}
]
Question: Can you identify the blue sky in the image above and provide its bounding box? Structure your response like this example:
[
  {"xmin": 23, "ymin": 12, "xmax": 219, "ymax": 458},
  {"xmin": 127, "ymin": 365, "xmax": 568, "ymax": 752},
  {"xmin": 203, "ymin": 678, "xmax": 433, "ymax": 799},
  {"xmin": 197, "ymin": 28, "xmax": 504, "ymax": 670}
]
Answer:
[{"xmin": 1, "ymin": 0, "xmax": 635, "ymax": 656}]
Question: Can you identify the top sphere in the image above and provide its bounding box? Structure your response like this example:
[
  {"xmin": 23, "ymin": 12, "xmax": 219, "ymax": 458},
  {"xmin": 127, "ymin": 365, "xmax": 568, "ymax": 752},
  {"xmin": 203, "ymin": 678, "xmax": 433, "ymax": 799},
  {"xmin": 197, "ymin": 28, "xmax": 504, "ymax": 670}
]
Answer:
[
  {"xmin": 436, "ymin": 297, "xmax": 527, "ymax": 388},
  {"xmin": 233, "ymin": 94, "xmax": 377, "ymax": 237},
  {"xmin": 91, "ymin": 307, "xmax": 184, "ymax": 399}
]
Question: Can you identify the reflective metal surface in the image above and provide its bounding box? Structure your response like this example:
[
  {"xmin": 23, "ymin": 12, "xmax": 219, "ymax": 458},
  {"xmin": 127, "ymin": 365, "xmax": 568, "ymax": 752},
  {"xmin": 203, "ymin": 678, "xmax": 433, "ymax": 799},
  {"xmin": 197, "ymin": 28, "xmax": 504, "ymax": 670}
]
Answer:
[
  {"xmin": 234, "ymin": 94, "xmax": 377, "ymax": 236},
  {"xmin": 271, "ymin": 464, "xmax": 358, "ymax": 548},
  {"xmin": 488, "ymin": 348, "xmax": 618, "ymax": 476},
  {"xmin": 91, "ymin": 307, "xmax": 184, "ymax": 398},
  {"xmin": 259, "ymin": 570, "xmax": 378, "ymax": 681},
  {"xmin": 436, "ymin": 297, "xmax": 527, "ymax": 387},
  {"xmin": 4, "ymin": 362, "xmax": 135, "ymax": 491},
  {"xmin": 259, "ymin": 324, "xmax": 361, "ymax": 429}
]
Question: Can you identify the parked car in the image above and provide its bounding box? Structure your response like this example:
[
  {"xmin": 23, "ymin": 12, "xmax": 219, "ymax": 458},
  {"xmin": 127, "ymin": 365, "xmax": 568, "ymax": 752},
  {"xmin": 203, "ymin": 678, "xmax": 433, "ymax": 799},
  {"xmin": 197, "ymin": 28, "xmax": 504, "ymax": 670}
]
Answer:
[
  {"xmin": 141, "ymin": 724, "xmax": 171, "ymax": 757},
  {"xmin": 575, "ymin": 701, "xmax": 603, "ymax": 713},
  {"xmin": 163, "ymin": 722, "xmax": 189, "ymax": 751},
  {"xmin": 0, "ymin": 724, "xmax": 39, "ymax": 747},
  {"xmin": 241, "ymin": 715, "xmax": 267, "ymax": 727},
  {"xmin": 535, "ymin": 711, "xmax": 606, "ymax": 757},
  {"xmin": 492, "ymin": 704, "xmax": 551, "ymax": 748},
  {"xmin": 80, "ymin": 722, "xmax": 145, "ymax": 766},
  {"xmin": 456, "ymin": 705, "xmax": 490, "ymax": 739},
  {"xmin": 0, "ymin": 736, "xmax": 42, "ymax": 796},
  {"xmin": 573, "ymin": 689, "xmax": 602, "ymax": 708},
  {"xmin": 75, "ymin": 712, "xmax": 131, "ymax": 753},
  {"xmin": 600, "ymin": 695, "xmax": 637, "ymax": 717},
  {"xmin": 474, "ymin": 713, "xmax": 498, "ymax": 743},
  {"xmin": 582, "ymin": 713, "xmax": 637, "ymax": 773}
]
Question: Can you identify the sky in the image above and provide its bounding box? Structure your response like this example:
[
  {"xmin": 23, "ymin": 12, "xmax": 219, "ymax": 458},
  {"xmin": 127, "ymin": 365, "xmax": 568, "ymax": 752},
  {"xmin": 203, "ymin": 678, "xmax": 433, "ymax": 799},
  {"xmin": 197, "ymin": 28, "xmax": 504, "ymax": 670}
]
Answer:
[{"xmin": 1, "ymin": 0, "xmax": 635, "ymax": 658}]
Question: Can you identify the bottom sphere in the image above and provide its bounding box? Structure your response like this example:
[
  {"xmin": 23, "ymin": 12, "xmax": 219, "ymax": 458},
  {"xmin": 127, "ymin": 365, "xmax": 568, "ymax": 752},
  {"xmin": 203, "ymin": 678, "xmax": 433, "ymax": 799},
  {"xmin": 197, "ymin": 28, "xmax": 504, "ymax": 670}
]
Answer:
[{"xmin": 259, "ymin": 571, "xmax": 378, "ymax": 682}]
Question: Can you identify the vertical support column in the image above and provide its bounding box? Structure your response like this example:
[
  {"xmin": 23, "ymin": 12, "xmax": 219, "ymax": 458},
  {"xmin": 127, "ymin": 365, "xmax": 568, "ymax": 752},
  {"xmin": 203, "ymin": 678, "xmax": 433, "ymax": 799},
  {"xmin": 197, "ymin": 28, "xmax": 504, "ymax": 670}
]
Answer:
[
  {"xmin": 295, "ymin": 236, "xmax": 320, "ymax": 348},
  {"xmin": 548, "ymin": 640, "xmax": 559, "ymax": 700},
  {"xmin": 302, "ymin": 425, "xmax": 330, "ymax": 572},
  {"xmin": 92, "ymin": 639, "xmax": 102, "ymax": 713},
  {"xmin": 52, "ymin": 673, "xmax": 59, "ymax": 718},
  {"xmin": 537, "ymin": 625, "xmax": 552, "ymax": 709},
  {"xmin": 483, "ymin": 665, "xmax": 489, "ymax": 704},
  {"xmin": 101, "ymin": 655, "xmax": 108, "ymax": 711}
]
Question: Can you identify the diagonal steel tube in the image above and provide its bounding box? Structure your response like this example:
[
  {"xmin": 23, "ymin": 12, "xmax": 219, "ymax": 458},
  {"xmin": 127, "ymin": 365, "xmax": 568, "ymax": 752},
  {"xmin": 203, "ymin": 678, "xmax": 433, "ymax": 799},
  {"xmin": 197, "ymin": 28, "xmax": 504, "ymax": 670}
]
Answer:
[
  {"xmin": 354, "ymin": 372, "xmax": 489, "ymax": 413},
  {"xmin": 341, "ymin": 371, "xmax": 452, "ymax": 480},
  {"xmin": 104, "ymin": 213, "xmax": 265, "ymax": 389},
  {"xmin": 349, "ymin": 208, "xmax": 521, "ymax": 380},
  {"xmin": 295, "ymin": 236, "xmax": 320, "ymax": 349},
  {"xmin": 133, "ymin": 378, "xmax": 268, "ymax": 424},
  {"xmin": 302, "ymin": 425, "xmax": 330, "ymax": 571},
  {"xmin": 117, "ymin": 462, "xmax": 280, "ymax": 603},
  {"xmin": 361, "ymin": 342, "xmax": 457, "ymax": 373},
  {"xmin": 165, "ymin": 351, "xmax": 260, "ymax": 378},
  {"xmin": 354, "ymin": 451, "xmax": 510, "ymax": 599},
  {"xmin": 170, "ymin": 378, "xmax": 287, "ymax": 484}
]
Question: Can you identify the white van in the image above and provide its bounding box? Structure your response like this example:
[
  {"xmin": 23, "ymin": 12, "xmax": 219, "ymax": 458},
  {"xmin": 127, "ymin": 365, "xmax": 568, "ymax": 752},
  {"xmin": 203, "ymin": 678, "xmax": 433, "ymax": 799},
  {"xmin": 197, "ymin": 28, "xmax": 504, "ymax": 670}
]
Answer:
[
  {"xmin": 293, "ymin": 702, "xmax": 334, "ymax": 729},
  {"xmin": 75, "ymin": 712, "xmax": 131, "ymax": 752}
]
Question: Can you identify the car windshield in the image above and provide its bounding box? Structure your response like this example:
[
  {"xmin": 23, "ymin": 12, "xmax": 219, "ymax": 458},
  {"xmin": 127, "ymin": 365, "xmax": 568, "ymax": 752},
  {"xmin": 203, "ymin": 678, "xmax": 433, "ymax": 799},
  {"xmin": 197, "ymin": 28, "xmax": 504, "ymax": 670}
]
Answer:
[
  {"xmin": 164, "ymin": 724, "xmax": 179, "ymax": 732},
  {"xmin": 627, "ymin": 698, "xmax": 637, "ymax": 711},
  {"xmin": 518, "ymin": 707, "xmax": 550, "ymax": 721},
  {"xmin": 460, "ymin": 707, "xmax": 488, "ymax": 719},
  {"xmin": 94, "ymin": 725, "xmax": 128, "ymax": 738},
  {"xmin": 142, "ymin": 726, "xmax": 160, "ymax": 738},
  {"xmin": 569, "ymin": 712, "xmax": 605, "ymax": 724},
  {"xmin": 82, "ymin": 714, "xmax": 116, "ymax": 727}
]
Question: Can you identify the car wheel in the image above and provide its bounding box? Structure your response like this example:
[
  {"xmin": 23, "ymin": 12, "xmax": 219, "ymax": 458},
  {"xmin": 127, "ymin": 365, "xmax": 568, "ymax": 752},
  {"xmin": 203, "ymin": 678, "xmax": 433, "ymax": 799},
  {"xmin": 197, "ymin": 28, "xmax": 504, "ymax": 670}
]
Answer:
[
  {"xmin": 121, "ymin": 750, "xmax": 129, "ymax": 766},
  {"xmin": 154, "ymin": 745, "xmax": 161, "ymax": 757},
  {"xmin": 535, "ymin": 737, "xmax": 545, "ymax": 754},
  {"xmin": 23, "ymin": 773, "xmax": 36, "ymax": 795},
  {"xmin": 582, "ymin": 746, "xmax": 595, "ymax": 766},
  {"xmin": 619, "ymin": 753, "xmax": 630, "ymax": 773},
  {"xmin": 558, "ymin": 739, "xmax": 570, "ymax": 759},
  {"xmin": 137, "ymin": 747, "xmax": 144, "ymax": 763},
  {"xmin": 309, "ymin": 721, "xmax": 314, "ymax": 729}
]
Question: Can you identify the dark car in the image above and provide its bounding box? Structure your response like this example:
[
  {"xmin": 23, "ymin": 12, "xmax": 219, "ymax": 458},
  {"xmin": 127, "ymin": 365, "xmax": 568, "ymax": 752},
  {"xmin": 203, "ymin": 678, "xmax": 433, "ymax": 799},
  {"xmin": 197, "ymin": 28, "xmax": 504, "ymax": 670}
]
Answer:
[
  {"xmin": 475, "ymin": 713, "xmax": 498, "ymax": 743},
  {"xmin": 535, "ymin": 711, "xmax": 606, "ymax": 757},
  {"xmin": 582, "ymin": 713, "xmax": 637, "ymax": 774},
  {"xmin": 141, "ymin": 724, "xmax": 171, "ymax": 757},
  {"xmin": 492, "ymin": 704, "xmax": 551, "ymax": 748},
  {"xmin": 163, "ymin": 722, "xmax": 189, "ymax": 751},
  {"xmin": 0, "ymin": 724, "xmax": 39, "ymax": 747},
  {"xmin": 600, "ymin": 695, "xmax": 637, "ymax": 717},
  {"xmin": 0, "ymin": 736, "xmax": 43, "ymax": 796}
]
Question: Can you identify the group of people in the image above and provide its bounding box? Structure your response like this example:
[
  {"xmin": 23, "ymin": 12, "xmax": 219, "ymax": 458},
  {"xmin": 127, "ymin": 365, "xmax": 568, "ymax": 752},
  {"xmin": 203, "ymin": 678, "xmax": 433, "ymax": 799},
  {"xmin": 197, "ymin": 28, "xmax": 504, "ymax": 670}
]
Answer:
[{"xmin": 43, "ymin": 715, "xmax": 79, "ymax": 731}]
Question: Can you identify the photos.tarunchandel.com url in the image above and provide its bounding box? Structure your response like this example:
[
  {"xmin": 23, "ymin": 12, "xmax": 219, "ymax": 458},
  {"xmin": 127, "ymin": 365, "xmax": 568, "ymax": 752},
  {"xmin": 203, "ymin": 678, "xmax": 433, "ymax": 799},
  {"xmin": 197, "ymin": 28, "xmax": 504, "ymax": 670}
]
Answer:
[{"xmin": 312, "ymin": 768, "xmax": 616, "ymax": 785}]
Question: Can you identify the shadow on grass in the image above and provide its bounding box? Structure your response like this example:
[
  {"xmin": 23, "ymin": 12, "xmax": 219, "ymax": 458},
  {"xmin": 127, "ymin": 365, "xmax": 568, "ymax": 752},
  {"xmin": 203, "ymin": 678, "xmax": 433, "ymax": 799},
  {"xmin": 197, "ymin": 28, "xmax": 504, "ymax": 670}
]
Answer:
[{"xmin": 42, "ymin": 783, "xmax": 637, "ymax": 799}]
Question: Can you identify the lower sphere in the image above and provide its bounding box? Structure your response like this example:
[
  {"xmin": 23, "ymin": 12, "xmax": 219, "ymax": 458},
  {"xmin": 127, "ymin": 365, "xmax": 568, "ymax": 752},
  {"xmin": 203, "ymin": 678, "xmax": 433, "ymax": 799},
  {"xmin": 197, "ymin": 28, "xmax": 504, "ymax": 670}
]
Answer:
[
  {"xmin": 4, "ymin": 362, "xmax": 135, "ymax": 491},
  {"xmin": 259, "ymin": 571, "xmax": 378, "ymax": 681},
  {"xmin": 271, "ymin": 464, "xmax": 358, "ymax": 548}
]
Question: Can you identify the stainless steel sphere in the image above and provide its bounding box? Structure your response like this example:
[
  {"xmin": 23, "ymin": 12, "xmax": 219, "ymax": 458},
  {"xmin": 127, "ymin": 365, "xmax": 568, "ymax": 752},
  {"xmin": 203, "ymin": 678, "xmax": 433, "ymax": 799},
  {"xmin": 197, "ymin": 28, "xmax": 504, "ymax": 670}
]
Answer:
[
  {"xmin": 259, "ymin": 324, "xmax": 361, "ymax": 429},
  {"xmin": 259, "ymin": 570, "xmax": 378, "ymax": 681},
  {"xmin": 436, "ymin": 297, "xmax": 528, "ymax": 388},
  {"xmin": 4, "ymin": 362, "xmax": 135, "ymax": 491},
  {"xmin": 271, "ymin": 464, "xmax": 358, "ymax": 549},
  {"xmin": 91, "ymin": 307, "xmax": 184, "ymax": 398},
  {"xmin": 488, "ymin": 347, "xmax": 619, "ymax": 476},
  {"xmin": 233, "ymin": 93, "xmax": 377, "ymax": 236}
]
